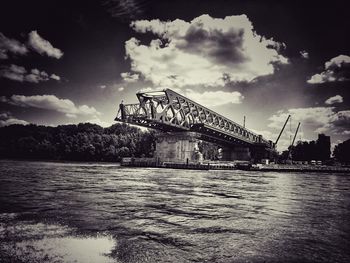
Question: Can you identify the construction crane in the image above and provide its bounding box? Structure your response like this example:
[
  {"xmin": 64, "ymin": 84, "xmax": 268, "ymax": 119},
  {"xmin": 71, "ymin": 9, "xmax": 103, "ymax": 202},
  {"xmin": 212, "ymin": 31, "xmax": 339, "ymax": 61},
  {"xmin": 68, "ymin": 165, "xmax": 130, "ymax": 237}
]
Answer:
[
  {"xmin": 288, "ymin": 122, "xmax": 301, "ymax": 160},
  {"xmin": 275, "ymin": 114, "xmax": 291, "ymax": 147}
]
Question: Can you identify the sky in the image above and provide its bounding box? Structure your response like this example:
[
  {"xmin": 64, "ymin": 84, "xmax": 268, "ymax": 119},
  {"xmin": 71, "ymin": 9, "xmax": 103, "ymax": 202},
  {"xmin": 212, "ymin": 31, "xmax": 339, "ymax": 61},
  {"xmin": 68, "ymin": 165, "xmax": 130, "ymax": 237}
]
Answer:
[{"xmin": 0, "ymin": 0, "xmax": 349, "ymax": 151}]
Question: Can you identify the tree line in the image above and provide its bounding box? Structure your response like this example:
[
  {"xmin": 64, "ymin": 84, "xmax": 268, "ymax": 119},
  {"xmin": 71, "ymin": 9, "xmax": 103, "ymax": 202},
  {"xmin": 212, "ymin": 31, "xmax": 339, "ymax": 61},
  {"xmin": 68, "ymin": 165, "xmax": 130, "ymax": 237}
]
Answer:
[
  {"xmin": 284, "ymin": 137, "xmax": 350, "ymax": 164},
  {"xmin": 0, "ymin": 123, "xmax": 156, "ymax": 161},
  {"xmin": 333, "ymin": 139, "xmax": 350, "ymax": 164}
]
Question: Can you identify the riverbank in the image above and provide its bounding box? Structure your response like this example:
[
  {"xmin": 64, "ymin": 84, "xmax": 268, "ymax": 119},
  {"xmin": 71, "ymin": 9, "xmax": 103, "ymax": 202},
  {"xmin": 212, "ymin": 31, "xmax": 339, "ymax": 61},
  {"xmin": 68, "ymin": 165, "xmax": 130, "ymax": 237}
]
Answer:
[
  {"xmin": 250, "ymin": 164, "xmax": 350, "ymax": 173},
  {"xmin": 121, "ymin": 157, "xmax": 350, "ymax": 173},
  {"xmin": 1, "ymin": 158, "xmax": 349, "ymax": 173}
]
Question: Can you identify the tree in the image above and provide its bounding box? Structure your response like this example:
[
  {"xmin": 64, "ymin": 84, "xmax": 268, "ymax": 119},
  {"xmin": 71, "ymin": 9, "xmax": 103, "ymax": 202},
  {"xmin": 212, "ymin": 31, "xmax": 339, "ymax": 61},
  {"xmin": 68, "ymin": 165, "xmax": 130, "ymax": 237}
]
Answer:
[
  {"xmin": 0, "ymin": 122, "xmax": 158, "ymax": 162},
  {"xmin": 289, "ymin": 135, "xmax": 331, "ymax": 161},
  {"xmin": 333, "ymin": 139, "xmax": 350, "ymax": 164}
]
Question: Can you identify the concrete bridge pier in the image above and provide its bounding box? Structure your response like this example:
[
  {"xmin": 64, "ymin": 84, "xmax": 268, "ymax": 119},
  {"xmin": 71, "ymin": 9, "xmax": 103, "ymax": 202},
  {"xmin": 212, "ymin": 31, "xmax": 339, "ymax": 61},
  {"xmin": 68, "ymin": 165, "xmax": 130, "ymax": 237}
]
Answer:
[
  {"xmin": 221, "ymin": 146, "xmax": 251, "ymax": 161},
  {"xmin": 155, "ymin": 132, "xmax": 203, "ymax": 163}
]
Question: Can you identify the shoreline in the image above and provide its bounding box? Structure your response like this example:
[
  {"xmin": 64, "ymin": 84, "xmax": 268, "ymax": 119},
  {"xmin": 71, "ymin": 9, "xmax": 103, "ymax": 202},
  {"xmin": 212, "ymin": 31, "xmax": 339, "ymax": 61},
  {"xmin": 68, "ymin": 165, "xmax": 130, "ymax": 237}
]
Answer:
[
  {"xmin": 1, "ymin": 159, "xmax": 349, "ymax": 173},
  {"xmin": 0, "ymin": 158, "xmax": 121, "ymax": 165},
  {"xmin": 120, "ymin": 158, "xmax": 350, "ymax": 173}
]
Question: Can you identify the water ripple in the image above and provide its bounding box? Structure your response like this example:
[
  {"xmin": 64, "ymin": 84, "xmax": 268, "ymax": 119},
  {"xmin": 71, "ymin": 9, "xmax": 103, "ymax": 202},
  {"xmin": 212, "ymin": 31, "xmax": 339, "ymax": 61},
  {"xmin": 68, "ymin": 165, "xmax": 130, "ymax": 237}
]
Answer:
[{"xmin": 1, "ymin": 160, "xmax": 350, "ymax": 263}]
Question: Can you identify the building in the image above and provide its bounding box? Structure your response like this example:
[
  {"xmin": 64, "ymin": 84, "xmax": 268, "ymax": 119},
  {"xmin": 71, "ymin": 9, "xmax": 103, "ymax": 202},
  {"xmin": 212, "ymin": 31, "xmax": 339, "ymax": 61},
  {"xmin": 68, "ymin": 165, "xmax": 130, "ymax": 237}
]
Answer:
[{"xmin": 316, "ymin": 134, "xmax": 331, "ymax": 161}]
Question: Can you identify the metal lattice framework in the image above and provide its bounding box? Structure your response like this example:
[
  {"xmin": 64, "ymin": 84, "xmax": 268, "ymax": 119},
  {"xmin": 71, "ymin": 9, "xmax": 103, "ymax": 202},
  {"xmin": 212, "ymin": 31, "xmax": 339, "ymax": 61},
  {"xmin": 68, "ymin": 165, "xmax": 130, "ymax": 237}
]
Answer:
[{"xmin": 115, "ymin": 89, "xmax": 273, "ymax": 148}]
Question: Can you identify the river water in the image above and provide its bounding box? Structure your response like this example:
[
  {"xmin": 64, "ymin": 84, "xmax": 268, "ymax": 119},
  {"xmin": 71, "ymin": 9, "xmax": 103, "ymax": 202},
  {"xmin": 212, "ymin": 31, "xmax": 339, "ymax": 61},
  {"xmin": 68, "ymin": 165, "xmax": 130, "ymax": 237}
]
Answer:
[{"xmin": 0, "ymin": 160, "xmax": 349, "ymax": 263}]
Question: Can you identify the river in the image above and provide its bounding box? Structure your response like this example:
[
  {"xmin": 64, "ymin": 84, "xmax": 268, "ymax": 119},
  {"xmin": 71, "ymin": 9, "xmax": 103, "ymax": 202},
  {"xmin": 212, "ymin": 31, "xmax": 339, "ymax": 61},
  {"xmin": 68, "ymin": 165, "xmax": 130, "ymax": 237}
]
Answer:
[{"xmin": 0, "ymin": 160, "xmax": 349, "ymax": 263}]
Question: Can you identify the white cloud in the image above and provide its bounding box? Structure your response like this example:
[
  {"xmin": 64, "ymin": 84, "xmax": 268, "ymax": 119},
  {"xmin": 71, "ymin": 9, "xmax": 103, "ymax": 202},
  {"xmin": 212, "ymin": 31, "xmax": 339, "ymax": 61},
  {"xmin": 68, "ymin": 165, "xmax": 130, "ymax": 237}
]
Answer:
[
  {"xmin": 50, "ymin": 74, "xmax": 60, "ymax": 81},
  {"xmin": 0, "ymin": 118, "xmax": 29, "ymax": 127},
  {"xmin": 85, "ymin": 118, "xmax": 112, "ymax": 127},
  {"xmin": 300, "ymin": 50, "xmax": 309, "ymax": 59},
  {"xmin": 0, "ymin": 64, "xmax": 60, "ymax": 83},
  {"xmin": 138, "ymin": 87, "xmax": 156, "ymax": 93},
  {"xmin": 121, "ymin": 72, "xmax": 139, "ymax": 82},
  {"xmin": 325, "ymin": 55, "xmax": 350, "ymax": 69},
  {"xmin": 0, "ymin": 32, "xmax": 28, "ymax": 59},
  {"xmin": 28, "ymin": 31, "xmax": 63, "ymax": 59},
  {"xmin": 317, "ymin": 110, "xmax": 350, "ymax": 134},
  {"xmin": 125, "ymin": 14, "xmax": 288, "ymax": 88},
  {"xmin": 118, "ymin": 86, "xmax": 124, "ymax": 91},
  {"xmin": 268, "ymin": 107, "xmax": 350, "ymax": 136},
  {"xmin": 1, "ymin": 31, "xmax": 64, "ymax": 60},
  {"xmin": 0, "ymin": 112, "xmax": 29, "ymax": 127},
  {"xmin": 137, "ymin": 87, "xmax": 243, "ymax": 106},
  {"xmin": 325, "ymin": 95, "xmax": 343, "ymax": 105},
  {"xmin": 0, "ymin": 95, "xmax": 100, "ymax": 118},
  {"xmin": 100, "ymin": 85, "xmax": 107, "ymax": 89},
  {"xmin": 24, "ymin": 68, "xmax": 50, "ymax": 83},
  {"xmin": 308, "ymin": 74, "xmax": 328, "ymax": 84},
  {"xmin": 307, "ymin": 55, "xmax": 350, "ymax": 84},
  {"xmin": 268, "ymin": 107, "xmax": 335, "ymax": 129},
  {"xmin": 0, "ymin": 64, "xmax": 26, "ymax": 82},
  {"xmin": 250, "ymin": 129, "xmax": 275, "ymax": 140},
  {"xmin": 185, "ymin": 89, "xmax": 243, "ymax": 107}
]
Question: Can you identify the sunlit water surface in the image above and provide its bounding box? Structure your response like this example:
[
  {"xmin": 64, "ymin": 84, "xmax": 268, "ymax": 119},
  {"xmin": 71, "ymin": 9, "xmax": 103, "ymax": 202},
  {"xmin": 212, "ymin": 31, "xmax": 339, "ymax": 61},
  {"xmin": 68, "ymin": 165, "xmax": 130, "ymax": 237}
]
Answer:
[{"xmin": 0, "ymin": 160, "xmax": 349, "ymax": 263}]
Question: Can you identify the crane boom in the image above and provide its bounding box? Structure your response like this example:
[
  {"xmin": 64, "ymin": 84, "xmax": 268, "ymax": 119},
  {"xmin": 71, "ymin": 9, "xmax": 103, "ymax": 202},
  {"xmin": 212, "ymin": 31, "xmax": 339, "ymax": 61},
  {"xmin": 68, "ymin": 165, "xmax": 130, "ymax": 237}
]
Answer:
[
  {"xmin": 288, "ymin": 122, "xmax": 301, "ymax": 160},
  {"xmin": 291, "ymin": 122, "xmax": 301, "ymax": 148},
  {"xmin": 275, "ymin": 114, "xmax": 291, "ymax": 145}
]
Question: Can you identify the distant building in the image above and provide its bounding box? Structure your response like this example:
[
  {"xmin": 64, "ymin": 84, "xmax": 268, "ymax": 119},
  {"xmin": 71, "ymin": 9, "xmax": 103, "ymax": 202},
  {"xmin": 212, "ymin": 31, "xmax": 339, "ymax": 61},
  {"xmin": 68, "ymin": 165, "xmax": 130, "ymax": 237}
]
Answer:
[{"xmin": 316, "ymin": 134, "xmax": 331, "ymax": 161}]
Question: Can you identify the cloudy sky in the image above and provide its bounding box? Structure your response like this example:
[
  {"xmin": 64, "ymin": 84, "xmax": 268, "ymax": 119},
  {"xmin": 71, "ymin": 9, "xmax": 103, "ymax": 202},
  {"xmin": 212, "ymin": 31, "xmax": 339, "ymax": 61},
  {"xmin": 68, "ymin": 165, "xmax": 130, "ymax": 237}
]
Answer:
[{"xmin": 0, "ymin": 0, "xmax": 349, "ymax": 151}]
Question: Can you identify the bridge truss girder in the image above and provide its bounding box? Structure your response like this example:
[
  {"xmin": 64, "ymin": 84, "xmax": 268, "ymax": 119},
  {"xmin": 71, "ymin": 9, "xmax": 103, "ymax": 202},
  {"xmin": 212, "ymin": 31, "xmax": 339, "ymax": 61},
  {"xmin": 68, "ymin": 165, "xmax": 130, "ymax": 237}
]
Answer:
[{"xmin": 115, "ymin": 89, "xmax": 273, "ymax": 149}]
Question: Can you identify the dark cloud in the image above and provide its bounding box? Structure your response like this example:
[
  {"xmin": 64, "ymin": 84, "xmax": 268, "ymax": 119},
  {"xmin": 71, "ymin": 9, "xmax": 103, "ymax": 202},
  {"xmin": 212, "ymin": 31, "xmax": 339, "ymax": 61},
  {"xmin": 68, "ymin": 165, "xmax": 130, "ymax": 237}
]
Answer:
[
  {"xmin": 328, "ymin": 110, "xmax": 350, "ymax": 134},
  {"xmin": 0, "ymin": 64, "xmax": 60, "ymax": 83},
  {"xmin": 102, "ymin": 0, "xmax": 147, "ymax": 20},
  {"xmin": 0, "ymin": 64, "xmax": 26, "ymax": 82},
  {"xmin": 0, "ymin": 32, "xmax": 28, "ymax": 59},
  {"xmin": 0, "ymin": 95, "xmax": 100, "ymax": 118},
  {"xmin": 179, "ymin": 25, "xmax": 247, "ymax": 66}
]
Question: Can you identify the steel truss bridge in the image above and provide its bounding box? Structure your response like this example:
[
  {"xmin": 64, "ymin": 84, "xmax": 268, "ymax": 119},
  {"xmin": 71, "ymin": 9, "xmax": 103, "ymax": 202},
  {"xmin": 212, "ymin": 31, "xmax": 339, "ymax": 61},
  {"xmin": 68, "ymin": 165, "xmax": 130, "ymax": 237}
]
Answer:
[{"xmin": 115, "ymin": 89, "xmax": 274, "ymax": 152}]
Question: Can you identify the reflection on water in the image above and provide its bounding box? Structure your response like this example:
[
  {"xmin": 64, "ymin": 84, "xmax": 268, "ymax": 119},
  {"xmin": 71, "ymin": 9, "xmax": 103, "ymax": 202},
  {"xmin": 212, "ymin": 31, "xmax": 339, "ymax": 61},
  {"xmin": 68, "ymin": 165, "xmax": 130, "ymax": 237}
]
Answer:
[
  {"xmin": 0, "ymin": 218, "xmax": 115, "ymax": 263},
  {"xmin": 0, "ymin": 160, "xmax": 350, "ymax": 263}
]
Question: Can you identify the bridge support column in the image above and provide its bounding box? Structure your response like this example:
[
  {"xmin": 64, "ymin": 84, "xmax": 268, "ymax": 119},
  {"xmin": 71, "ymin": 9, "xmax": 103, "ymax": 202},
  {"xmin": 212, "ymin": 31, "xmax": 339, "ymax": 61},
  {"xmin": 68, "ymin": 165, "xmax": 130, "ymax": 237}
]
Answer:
[
  {"xmin": 221, "ymin": 146, "xmax": 251, "ymax": 161},
  {"xmin": 155, "ymin": 132, "xmax": 203, "ymax": 163}
]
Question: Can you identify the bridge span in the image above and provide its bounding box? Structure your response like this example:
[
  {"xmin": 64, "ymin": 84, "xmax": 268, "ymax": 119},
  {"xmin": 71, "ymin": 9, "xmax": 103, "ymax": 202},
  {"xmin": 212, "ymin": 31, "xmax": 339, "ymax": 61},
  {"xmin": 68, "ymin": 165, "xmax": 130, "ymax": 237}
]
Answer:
[{"xmin": 115, "ymin": 89, "xmax": 275, "ymax": 163}]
